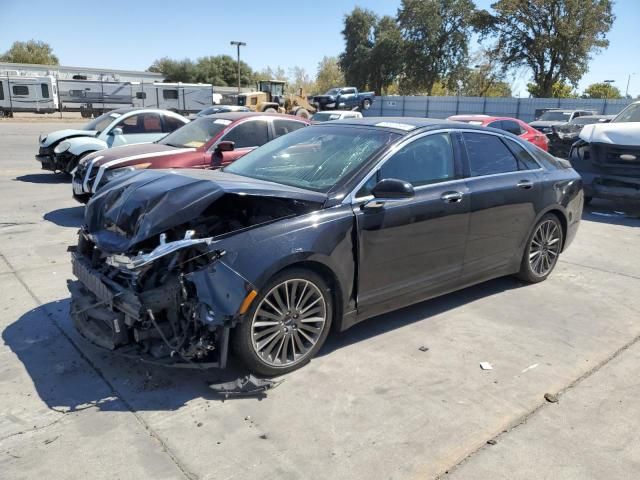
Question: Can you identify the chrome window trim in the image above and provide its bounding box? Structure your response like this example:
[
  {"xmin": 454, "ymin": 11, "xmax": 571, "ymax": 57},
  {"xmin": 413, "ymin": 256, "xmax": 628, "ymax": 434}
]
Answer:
[{"xmin": 344, "ymin": 128, "xmax": 545, "ymax": 204}]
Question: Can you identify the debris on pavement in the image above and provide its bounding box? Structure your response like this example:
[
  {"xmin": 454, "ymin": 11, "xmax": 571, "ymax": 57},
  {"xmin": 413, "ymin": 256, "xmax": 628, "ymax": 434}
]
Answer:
[
  {"xmin": 479, "ymin": 362, "xmax": 493, "ymax": 370},
  {"xmin": 544, "ymin": 393, "xmax": 559, "ymax": 403},
  {"xmin": 209, "ymin": 374, "xmax": 283, "ymax": 399},
  {"xmin": 418, "ymin": 346, "xmax": 430, "ymax": 352},
  {"xmin": 486, "ymin": 439, "xmax": 497, "ymax": 445},
  {"xmin": 521, "ymin": 363, "xmax": 539, "ymax": 374}
]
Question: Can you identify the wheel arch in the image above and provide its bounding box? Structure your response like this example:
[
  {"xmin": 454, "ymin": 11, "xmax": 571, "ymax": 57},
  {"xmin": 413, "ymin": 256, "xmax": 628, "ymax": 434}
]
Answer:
[{"xmin": 523, "ymin": 205, "xmax": 569, "ymax": 253}]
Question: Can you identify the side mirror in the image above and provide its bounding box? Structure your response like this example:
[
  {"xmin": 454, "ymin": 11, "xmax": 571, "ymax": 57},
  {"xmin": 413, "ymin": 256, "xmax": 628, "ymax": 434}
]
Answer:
[
  {"xmin": 110, "ymin": 127, "xmax": 123, "ymax": 136},
  {"xmin": 216, "ymin": 140, "xmax": 235, "ymax": 152},
  {"xmin": 371, "ymin": 178, "xmax": 415, "ymax": 200}
]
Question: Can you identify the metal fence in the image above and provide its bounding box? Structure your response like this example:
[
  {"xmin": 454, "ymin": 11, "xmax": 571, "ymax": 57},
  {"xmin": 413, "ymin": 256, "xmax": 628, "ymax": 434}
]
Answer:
[{"xmin": 363, "ymin": 95, "xmax": 633, "ymax": 122}]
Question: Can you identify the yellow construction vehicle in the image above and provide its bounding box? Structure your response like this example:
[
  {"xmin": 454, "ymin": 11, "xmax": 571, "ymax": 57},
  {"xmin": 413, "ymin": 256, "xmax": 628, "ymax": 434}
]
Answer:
[{"xmin": 237, "ymin": 80, "xmax": 316, "ymax": 119}]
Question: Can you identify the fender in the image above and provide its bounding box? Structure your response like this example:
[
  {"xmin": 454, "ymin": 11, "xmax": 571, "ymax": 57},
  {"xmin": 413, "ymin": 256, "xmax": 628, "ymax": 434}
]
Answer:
[{"xmin": 66, "ymin": 136, "xmax": 108, "ymax": 156}]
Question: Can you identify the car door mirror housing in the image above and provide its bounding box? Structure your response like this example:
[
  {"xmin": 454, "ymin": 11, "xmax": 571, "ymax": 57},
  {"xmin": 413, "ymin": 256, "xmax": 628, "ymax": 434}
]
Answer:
[
  {"xmin": 110, "ymin": 127, "xmax": 123, "ymax": 136},
  {"xmin": 371, "ymin": 178, "xmax": 415, "ymax": 199},
  {"xmin": 216, "ymin": 140, "xmax": 235, "ymax": 152}
]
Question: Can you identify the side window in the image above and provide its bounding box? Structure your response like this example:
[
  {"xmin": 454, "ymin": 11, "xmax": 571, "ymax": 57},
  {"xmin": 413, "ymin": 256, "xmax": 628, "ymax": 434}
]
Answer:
[
  {"xmin": 341, "ymin": 88, "xmax": 356, "ymax": 95},
  {"xmin": 163, "ymin": 89, "xmax": 178, "ymax": 100},
  {"xmin": 222, "ymin": 120, "xmax": 269, "ymax": 148},
  {"xmin": 41, "ymin": 84, "xmax": 50, "ymax": 98},
  {"xmin": 463, "ymin": 132, "xmax": 519, "ymax": 176},
  {"xmin": 379, "ymin": 133, "xmax": 455, "ymax": 187},
  {"xmin": 504, "ymin": 138, "xmax": 540, "ymax": 170},
  {"xmin": 502, "ymin": 120, "xmax": 524, "ymax": 136},
  {"xmin": 140, "ymin": 113, "xmax": 163, "ymax": 133},
  {"xmin": 115, "ymin": 114, "xmax": 142, "ymax": 134},
  {"xmin": 273, "ymin": 119, "xmax": 306, "ymax": 138},
  {"xmin": 12, "ymin": 85, "xmax": 29, "ymax": 96},
  {"xmin": 487, "ymin": 120, "xmax": 503, "ymax": 130},
  {"xmin": 162, "ymin": 115, "xmax": 185, "ymax": 133},
  {"xmin": 0, "ymin": 82, "xmax": 4, "ymax": 101}
]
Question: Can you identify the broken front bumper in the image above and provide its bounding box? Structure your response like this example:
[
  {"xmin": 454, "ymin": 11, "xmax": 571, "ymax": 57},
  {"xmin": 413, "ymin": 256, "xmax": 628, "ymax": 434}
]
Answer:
[{"xmin": 580, "ymin": 172, "xmax": 640, "ymax": 202}]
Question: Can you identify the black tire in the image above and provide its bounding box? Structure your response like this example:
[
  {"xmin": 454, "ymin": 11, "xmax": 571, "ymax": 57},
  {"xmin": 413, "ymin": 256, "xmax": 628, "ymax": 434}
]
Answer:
[
  {"xmin": 294, "ymin": 107, "xmax": 310, "ymax": 119},
  {"xmin": 362, "ymin": 99, "xmax": 372, "ymax": 110},
  {"xmin": 517, "ymin": 213, "xmax": 564, "ymax": 283},
  {"xmin": 264, "ymin": 107, "xmax": 278, "ymax": 113},
  {"xmin": 584, "ymin": 195, "xmax": 592, "ymax": 206},
  {"xmin": 232, "ymin": 268, "xmax": 333, "ymax": 376}
]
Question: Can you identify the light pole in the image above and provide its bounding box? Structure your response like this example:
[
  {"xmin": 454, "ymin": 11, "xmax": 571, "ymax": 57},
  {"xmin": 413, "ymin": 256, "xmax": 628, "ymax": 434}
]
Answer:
[
  {"xmin": 626, "ymin": 73, "xmax": 636, "ymax": 98},
  {"xmin": 603, "ymin": 79, "xmax": 615, "ymax": 100},
  {"xmin": 230, "ymin": 41, "xmax": 246, "ymax": 94}
]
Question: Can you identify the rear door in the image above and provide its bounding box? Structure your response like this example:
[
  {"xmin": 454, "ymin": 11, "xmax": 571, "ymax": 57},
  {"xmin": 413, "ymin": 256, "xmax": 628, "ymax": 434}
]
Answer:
[
  {"xmin": 461, "ymin": 131, "xmax": 542, "ymax": 278},
  {"xmin": 354, "ymin": 131, "xmax": 470, "ymax": 315}
]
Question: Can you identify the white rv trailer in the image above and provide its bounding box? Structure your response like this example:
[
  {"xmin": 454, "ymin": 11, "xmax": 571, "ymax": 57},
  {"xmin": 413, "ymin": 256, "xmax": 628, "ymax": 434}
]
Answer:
[
  {"xmin": 0, "ymin": 75, "xmax": 59, "ymax": 116},
  {"xmin": 58, "ymin": 79, "xmax": 134, "ymax": 116},
  {"xmin": 130, "ymin": 82, "xmax": 221, "ymax": 112}
]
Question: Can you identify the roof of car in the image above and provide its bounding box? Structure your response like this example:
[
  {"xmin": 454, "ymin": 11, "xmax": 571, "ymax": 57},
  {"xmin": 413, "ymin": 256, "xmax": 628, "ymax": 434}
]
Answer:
[
  {"xmin": 203, "ymin": 112, "xmax": 309, "ymax": 122},
  {"xmin": 448, "ymin": 115, "xmax": 523, "ymax": 123},
  {"xmin": 320, "ymin": 116, "xmax": 474, "ymax": 133}
]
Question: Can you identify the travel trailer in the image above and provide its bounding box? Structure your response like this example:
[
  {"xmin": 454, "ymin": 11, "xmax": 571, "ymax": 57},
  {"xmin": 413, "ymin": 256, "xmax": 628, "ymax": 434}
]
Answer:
[{"xmin": 0, "ymin": 75, "xmax": 59, "ymax": 116}]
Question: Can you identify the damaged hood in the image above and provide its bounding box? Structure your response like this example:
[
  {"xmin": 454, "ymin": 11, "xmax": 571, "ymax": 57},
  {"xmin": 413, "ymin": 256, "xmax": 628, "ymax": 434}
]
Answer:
[
  {"xmin": 40, "ymin": 129, "xmax": 97, "ymax": 147},
  {"xmin": 579, "ymin": 122, "xmax": 640, "ymax": 145},
  {"xmin": 85, "ymin": 169, "xmax": 327, "ymax": 253}
]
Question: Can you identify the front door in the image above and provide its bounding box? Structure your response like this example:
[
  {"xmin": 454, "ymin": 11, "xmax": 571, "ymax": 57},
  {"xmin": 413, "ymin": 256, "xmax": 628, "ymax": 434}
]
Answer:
[
  {"xmin": 354, "ymin": 132, "xmax": 470, "ymax": 315},
  {"xmin": 460, "ymin": 132, "xmax": 542, "ymax": 277},
  {"xmin": 213, "ymin": 119, "xmax": 270, "ymax": 167}
]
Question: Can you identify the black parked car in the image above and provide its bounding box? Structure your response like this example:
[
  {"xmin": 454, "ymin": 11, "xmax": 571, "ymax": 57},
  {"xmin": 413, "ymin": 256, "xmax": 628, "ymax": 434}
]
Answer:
[
  {"xmin": 69, "ymin": 118, "xmax": 583, "ymax": 375},
  {"xmin": 549, "ymin": 115, "xmax": 613, "ymax": 158}
]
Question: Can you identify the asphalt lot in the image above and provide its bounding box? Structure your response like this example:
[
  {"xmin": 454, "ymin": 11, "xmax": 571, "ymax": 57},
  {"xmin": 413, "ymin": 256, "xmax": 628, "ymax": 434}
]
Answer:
[{"xmin": 1, "ymin": 120, "xmax": 639, "ymax": 480}]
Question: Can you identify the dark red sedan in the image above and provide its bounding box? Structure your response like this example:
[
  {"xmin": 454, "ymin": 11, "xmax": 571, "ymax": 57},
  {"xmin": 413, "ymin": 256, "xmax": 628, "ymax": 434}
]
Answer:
[
  {"xmin": 72, "ymin": 112, "xmax": 310, "ymax": 203},
  {"xmin": 447, "ymin": 115, "xmax": 549, "ymax": 151}
]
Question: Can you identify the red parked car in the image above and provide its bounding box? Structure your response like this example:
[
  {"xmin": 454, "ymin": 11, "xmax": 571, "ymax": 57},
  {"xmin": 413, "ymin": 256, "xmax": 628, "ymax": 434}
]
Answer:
[
  {"xmin": 72, "ymin": 112, "xmax": 310, "ymax": 203},
  {"xmin": 447, "ymin": 115, "xmax": 549, "ymax": 151}
]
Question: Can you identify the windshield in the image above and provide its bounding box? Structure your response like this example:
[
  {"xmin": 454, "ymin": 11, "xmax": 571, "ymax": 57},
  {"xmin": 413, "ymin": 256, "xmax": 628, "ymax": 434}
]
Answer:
[
  {"xmin": 83, "ymin": 111, "xmax": 120, "ymax": 133},
  {"xmin": 225, "ymin": 125, "xmax": 399, "ymax": 192},
  {"xmin": 612, "ymin": 103, "xmax": 640, "ymax": 123},
  {"xmin": 312, "ymin": 112, "xmax": 342, "ymax": 122},
  {"xmin": 159, "ymin": 117, "xmax": 229, "ymax": 148},
  {"xmin": 539, "ymin": 111, "xmax": 572, "ymax": 121},
  {"xmin": 324, "ymin": 88, "xmax": 340, "ymax": 96}
]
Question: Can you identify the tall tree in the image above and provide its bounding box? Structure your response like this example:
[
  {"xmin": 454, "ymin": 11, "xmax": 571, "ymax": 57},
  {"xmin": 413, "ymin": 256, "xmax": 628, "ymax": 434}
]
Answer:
[
  {"xmin": 288, "ymin": 66, "xmax": 315, "ymax": 94},
  {"xmin": 461, "ymin": 50, "xmax": 512, "ymax": 97},
  {"xmin": 475, "ymin": 0, "xmax": 614, "ymax": 98},
  {"xmin": 369, "ymin": 16, "xmax": 404, "ymax": 94},
  {"xmin": 527, "ymin": 81, "xmax": 577, "ymax": 98},
  {"xmin": 148, "ymin": 57, "xmax": 196, "ymax": 82},
  {"xmin": 1, "ymin": 40, "xmax": 59, "ymax": 65},
  {"xmin": 315, "ymin": 56, "xmax": 345, "ymax": 94},
  {"xmin": 398, "ymin": 0, "xmax": 476, "ymax": 95},
  {"xmin": 339, "ymin": 7, "xmax": 378, "ymax": 90},
  {"xmin": 195, "ymin": 55, "xmax": 253, "ymax": 86},
  {"xmin": 582, "ymin": 82, "xmax": 622, "ymax": 99}
]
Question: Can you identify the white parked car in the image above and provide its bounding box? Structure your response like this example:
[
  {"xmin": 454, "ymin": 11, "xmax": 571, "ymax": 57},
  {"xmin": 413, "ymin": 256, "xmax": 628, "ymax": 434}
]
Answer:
[
  {"xmin": 311, "ymin": 110, "xmax": 363, "ymax": 123},
  {"xmin": 35, "ymin": 107, "xmax": 189, "ymax": 174}
]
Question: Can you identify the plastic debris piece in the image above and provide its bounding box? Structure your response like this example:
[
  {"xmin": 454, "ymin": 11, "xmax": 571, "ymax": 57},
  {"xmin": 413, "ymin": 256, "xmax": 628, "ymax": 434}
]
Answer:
[
  {"xmin": 544, "ymin": 393, "xmax": 559, "ymax": 403},
  {"xmin": 479, "ymin": 362, "xmax": 493, "ymax": 370},
  {"xmin": 521, "ymin": 363, "xmax": 539, "ymax": 373},
  {"xmin": 418, "ymin": 346, "xmax": 430, "ymax": 352},
  {"xmin": 209, "ymin": 374, "xmax": 283, "ymax": 398}
]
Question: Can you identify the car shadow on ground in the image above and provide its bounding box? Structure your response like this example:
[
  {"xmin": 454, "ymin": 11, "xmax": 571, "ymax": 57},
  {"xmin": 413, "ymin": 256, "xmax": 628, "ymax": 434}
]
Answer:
[
  {"xmin": 3, "ymin": 299, "xmax": 253, "ymax": 413},
  {"xmin": 5, "ymin": 278, "xmax": 524, "ymax": 413},
  {"xmin": 44, "ymin": 206, "xmax": 84, "ymax": 228},
  {"xmin": 583, "ymin": 199, "xmax": 640, "ymax": 227},
  {"xmin": 321, "ymin": 276, "xmax": 524, "ymax": 356},
  {"xmin": 14, "ymin": 173, "xmax": 71, "ymax": 184}
]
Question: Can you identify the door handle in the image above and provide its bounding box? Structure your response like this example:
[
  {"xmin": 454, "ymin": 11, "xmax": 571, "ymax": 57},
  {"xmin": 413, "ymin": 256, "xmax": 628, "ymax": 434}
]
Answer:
[
  {"xmin": 517, "ymin": 180, "xmax": 533, "ymax": 189},
  {"xmin": 441, "ymin": 191, "xmax": 463, "ymax": 203}
]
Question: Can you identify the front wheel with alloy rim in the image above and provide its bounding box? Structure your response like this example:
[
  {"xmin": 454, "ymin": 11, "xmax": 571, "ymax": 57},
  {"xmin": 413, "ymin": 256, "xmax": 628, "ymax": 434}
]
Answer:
[
  {"xmin": 233, "ymin": 268, "xmax": 333, "ymax": 376},
  {"xmin": 517, "ymin": 213, "xmax": 563, "ymax": 283}
]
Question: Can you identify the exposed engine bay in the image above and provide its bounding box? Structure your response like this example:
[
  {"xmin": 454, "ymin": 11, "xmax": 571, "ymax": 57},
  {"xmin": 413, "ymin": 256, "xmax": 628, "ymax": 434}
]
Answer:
[{"xmin": 69, "ymin": 190, "xmax": 320, "ymax": 368}]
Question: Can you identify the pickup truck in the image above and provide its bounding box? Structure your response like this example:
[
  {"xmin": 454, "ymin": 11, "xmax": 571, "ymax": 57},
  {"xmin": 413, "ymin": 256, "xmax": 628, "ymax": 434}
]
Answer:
[{"xmin": 312, "ymin": 87, "xmax": 375, "ymax": 111}]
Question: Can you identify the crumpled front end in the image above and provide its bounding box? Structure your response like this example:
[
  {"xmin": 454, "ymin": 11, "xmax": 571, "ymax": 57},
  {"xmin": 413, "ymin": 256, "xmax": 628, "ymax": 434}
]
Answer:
[{"xmin": 69, "ymin": 228, "xmax": 254, "ymax": 368}]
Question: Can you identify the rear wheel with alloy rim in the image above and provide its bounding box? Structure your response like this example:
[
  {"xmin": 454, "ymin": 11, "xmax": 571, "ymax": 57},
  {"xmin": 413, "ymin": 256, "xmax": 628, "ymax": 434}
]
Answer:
[
  {"xmin": 517, "ymin": 213, "xmax": 563, "ymax": 283},
  {"xmin": 233, "ymin": 268, "xmax": 333, "ymax": 376}
]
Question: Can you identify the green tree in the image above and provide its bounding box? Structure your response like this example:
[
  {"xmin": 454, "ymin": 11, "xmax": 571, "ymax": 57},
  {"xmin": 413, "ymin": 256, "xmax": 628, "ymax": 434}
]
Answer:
[
  {"xmin": 254, "ymin": 66, "xmax": 287, "ymax": 82},
  {"xmin": 475, "ymin": 0, "xmax": 614, "ymax": 98},
  {"xmin": 195, "ymin": 55, "xmax": 253, "ymax": 86},
  {"xmin": 339, "ymin": 7, "xmax": 378, "ymax": 90},
  {"xmin": 460, "ymin": 50, "xmax": 512, "ymax": 97},
  {"xmin": 148, "ymin": 57, "xmax": 196, "ymax": 82},
  {"xmin": 315, "ymin": 56, "xmax": 345, "ymax": 94},
  {"xmin": 288, "ymin": 66, "xmax": 315, "ymax": 94},
  {"xmin": 582, "ymin": 82, "xmax": 622, "ymax": 99},
  {"xmin": 0, "ymin": 40, "xmax": 59, "ymax": 65},
  {"xmin": 369, "ymin": 16, "xmax": 404, "ymax": 94},
  {"xmin": 527, "ymin": 81, "xmax": 577, "ymax": 98},
  {"xmin": 398, "ymin": 0, "xmax": 477, "ymax": 95}
]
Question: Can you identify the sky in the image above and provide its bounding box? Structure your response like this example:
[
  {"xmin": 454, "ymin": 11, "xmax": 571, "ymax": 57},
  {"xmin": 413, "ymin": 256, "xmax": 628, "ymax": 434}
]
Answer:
[{"xmin": 1, "ymin": 0, "xmax": 638, "ymax": 97}]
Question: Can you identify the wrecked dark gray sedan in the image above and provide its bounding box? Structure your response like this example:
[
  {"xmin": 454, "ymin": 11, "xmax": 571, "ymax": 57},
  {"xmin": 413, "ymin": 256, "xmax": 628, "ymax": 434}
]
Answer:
[{"xmin": 69, "ymin": 118, "xmax": 583, "ymax": 375}]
